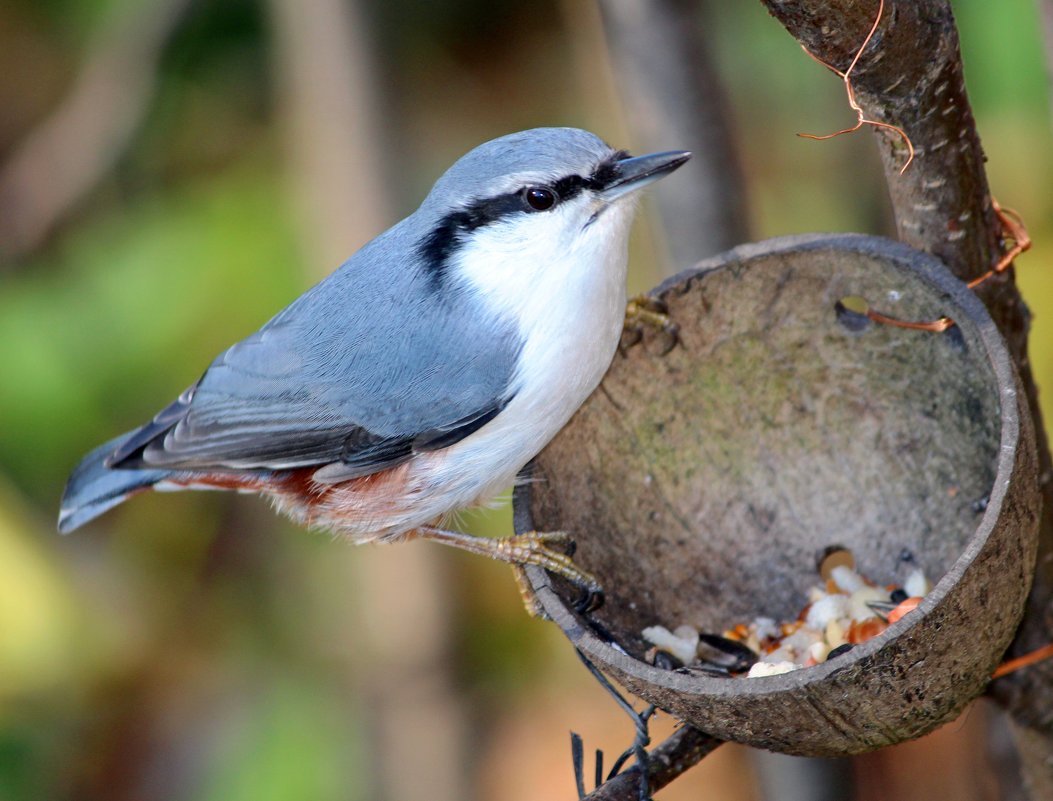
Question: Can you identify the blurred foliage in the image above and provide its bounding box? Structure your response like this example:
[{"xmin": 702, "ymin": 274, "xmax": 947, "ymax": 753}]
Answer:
[
  {"xmin": 0, "ymin": 0, "xmax": 1051, "ymax": 799},
  {"xmin": 0, "ymin": 167, "xmax": 302, "ymax": 499}
]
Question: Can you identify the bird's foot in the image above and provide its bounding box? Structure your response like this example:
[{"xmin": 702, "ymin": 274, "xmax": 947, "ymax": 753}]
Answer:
[
  {"xmin": 512, "ymin": 564, "xmax": 548, "ymax": 618},
  {"xmin": 416, "ymin": 526, "xmax": 604, "ymax": 615},
  {"xmin": 500, "ymin": 530, "xmax": 604, "ymax": 614},
  {"xmin": 622, "ymin": 294, "xmax": 679, "ymax": 355}
]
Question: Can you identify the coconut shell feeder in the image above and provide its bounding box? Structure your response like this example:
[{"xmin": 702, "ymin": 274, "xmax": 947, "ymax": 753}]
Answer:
[{"xmin": 513, "ymin": 233, "xmax": 1039, "ymax": 757}]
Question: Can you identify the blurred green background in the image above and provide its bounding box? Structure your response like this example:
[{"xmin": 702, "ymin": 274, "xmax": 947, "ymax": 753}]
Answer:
[{"xmin": 0, "ymin": 1, "xmax": 1050, "ymax": 799}]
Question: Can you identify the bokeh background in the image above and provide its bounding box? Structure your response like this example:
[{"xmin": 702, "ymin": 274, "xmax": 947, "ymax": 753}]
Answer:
[{"xmin": 1, "ymin": 1, "xmax": 1051, "ymax": 799}]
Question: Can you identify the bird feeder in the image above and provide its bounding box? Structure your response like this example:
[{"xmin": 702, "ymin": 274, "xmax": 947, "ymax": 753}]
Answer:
[{"xmin": 514, "ymin": 234, "xmax": 1039, "ymax": 756}]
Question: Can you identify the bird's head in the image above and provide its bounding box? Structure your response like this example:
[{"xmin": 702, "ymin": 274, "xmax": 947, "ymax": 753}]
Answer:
[{"xmin": 414, "ymin": 128, "xmax": 690, "ymax": 293}]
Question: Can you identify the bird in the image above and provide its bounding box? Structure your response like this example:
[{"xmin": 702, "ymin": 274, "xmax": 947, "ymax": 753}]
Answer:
[{"xmin": 59, "ymin": 127, "xmax": 689, "ymax": 606}]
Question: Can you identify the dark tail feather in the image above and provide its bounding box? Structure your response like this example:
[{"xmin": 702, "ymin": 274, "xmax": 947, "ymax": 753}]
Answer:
[{"xmin": 58, "ymin": 435, "xmax": 172, "ymax": 533}]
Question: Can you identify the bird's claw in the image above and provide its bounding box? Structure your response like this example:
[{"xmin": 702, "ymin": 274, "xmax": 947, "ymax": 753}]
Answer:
[
  {"xmin": 574, "ymin": 585, "xmax": 605, "ymax": 614},
  {"xmin": 415, "ymin": 525, "xmax": 603, "ymax": 616},
  {"xmin": 622, "ymin": 294, "xmax": 679, "ymax": 355},
  {"xmin": 501, "ymin": 530, "xmax": 604, "ymax": 615}
]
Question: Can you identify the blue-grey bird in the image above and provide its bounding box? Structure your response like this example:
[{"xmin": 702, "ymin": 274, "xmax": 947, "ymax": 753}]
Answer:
[{"xmin": 59, "ymin": 127, "xmax": 689, "ymax": 599}]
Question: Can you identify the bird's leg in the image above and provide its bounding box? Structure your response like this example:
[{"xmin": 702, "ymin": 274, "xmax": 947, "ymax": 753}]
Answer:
[
  {"xmin": 511, "ymin": 564, "xmax": 547, "ymax": 618},
  {"xmin": 415, "ymin": 526, "xmax": 604, "ymax": 614},
  {"xmin": 622, "ymin": 294, "xmax": 679, "ymax": 354}
]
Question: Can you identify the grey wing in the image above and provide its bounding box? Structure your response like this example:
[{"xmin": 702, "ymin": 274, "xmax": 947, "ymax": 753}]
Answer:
[{"xmin": 107, "ymin": 250, "xmax": 521, "ymax": 476}]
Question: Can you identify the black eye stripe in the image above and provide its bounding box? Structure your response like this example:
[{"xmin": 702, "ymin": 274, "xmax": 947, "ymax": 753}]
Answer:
[
  {"xmin": 588, "ymin": 149, "xmax": 629, "ymax": 191},
  {"xmin": 550, "ymin": 151, "xmax": 631, "ymax": 199},
  {"xmin": 551, "ymin": 175, "xmax": 585, "ymax": 201},
  {"xmin": 418, "ymin": 150, "xmax": 632, "ymax": 282}
]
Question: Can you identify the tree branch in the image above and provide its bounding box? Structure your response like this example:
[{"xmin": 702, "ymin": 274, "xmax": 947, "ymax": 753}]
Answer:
[
  {"xmin": 582, "ymin": 725, "xmax": 722, "ymax": 801},
  {"xmin": 758, "ymin": 0, "xmax": 1053, "ymax": 790}
]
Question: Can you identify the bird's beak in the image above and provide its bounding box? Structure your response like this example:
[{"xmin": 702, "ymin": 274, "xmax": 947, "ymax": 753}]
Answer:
[{"xmin": 598, "ymin": 150, "xmax": 691, "ymax": 202}]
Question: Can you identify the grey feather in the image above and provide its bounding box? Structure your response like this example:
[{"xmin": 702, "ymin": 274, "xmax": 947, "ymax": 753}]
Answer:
[
  {"xmin": 106, "ymin": 128, "xmax": 618, "ymax": 475},
  {"xmin": 60, "ymin": 435, "xmax": 172, "ymax": 533},
  {"xmin": 112, "ymin": 230, "xmax": 522, "ymax": 470}
]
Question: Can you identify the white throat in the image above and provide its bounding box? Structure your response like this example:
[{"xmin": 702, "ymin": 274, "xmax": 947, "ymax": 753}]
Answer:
[{"xmin": 434, "ymin": 198, "xmax": 636, "ymax": 501}]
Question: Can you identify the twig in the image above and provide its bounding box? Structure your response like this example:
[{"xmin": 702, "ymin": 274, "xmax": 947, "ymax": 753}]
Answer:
[
  {"xmin": 568, "ymin": 647, "xmax": 723, "ymax": 799},
  {"xmin": 582, "ymin": 725, "xmax": 723, "ymax": 801}
]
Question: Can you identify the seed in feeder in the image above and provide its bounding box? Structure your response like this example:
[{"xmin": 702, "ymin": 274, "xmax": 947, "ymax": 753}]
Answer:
[
  {"xmin": 830, "ymin": 564, "xmax": 866, "ymax": 593},
  {"xmin": 647, "ymin": 648, "xmax": 683, "ymax": 670},
  {"xmin": 904, "ymin": 568, "xmax": 931, "ymax": 598},
  {"xmin": 849, "ymin": 586, "xmax": 891, "ymax": 622},
  {"xmin": 697, "ymin": 633, "xmax": 759, "ymax": 673},
  {"xmin": 847, "ymin": 617, "xmax": 887, "ymax": 644},
  {"xmin": 746, "ymin": 660, "xmax": 798, "ymax": 678},
  {"xmin": 805, "ymin": 593, "xmax": 850, "ymax": 629},
  {"xmin": 722, "ymin": 623, "xmax": 751, "ymax": 642},
  {"xmin": 644, "ymin": 550, "xmax": 930, "ymax": 680},
  {"xmin": 865, "ymin": 600, "xmax": 899, "ymax": 621},
  {"xmin": 674, "ymin": 624, "xmax": 700, "ymax": 640},
  {"xmin": 887, "ymin": 596, "xmax": 922, "ymax": 624},
  {"xmin": 825, "ymin": 619, "xmax": 846, "ymax": 650},
  {"xmin": 642, "ymin": 624, "xmax": 699, "ymax": 666},
  {"xmin": 808, "ymin": 640, "xmax": 831, "ymax": 664},
  {"xmin": 760, "ymin": 626, "xmax": 819, "ymax": 667},
  {"xmin": 781, "ymin": 625, "xmax": 822, "ymax": 654},
  {"xmin": 827, "ymin": 643, "xmax": 854, "ymax": 660},
  {"xmin": 818, "ymin": 547, "xmax": 855, "ymax": 581},
  {"xmin": 807, "ymin": 584, "xmax": 828, "ymax": 604},
  {"xmin": 754, "ymin": 617, "xmax": 780, "ymax": 644}
]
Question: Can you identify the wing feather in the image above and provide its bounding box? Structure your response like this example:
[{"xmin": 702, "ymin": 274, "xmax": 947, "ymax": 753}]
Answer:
[{"xmin": 107, "ymin": 219, "xmax": 521, "ymax": 477}]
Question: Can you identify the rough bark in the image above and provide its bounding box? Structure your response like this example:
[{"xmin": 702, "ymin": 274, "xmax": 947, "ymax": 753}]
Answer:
[{"xmin": 758, "ymin": 0, "xmax": 1053, "ymax": 789}]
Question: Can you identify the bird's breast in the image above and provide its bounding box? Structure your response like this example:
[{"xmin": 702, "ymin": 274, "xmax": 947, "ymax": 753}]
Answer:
[{"xmin": 428, "ymin": 208, "xmax": 633, "ymax": 506}]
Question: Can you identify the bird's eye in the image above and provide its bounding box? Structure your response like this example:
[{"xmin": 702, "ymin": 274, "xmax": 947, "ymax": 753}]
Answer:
[{"xmin": 524, "ymin": 186, "xmax": 557, "ymax": 211}]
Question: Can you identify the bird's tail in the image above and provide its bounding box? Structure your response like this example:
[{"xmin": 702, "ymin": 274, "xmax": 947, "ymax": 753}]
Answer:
[{"xmin": 58, "ymin": 434, "xmax": 172, "ymax": 534}]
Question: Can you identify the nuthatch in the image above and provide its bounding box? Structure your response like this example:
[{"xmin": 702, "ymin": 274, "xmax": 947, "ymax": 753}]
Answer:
[{"xmin": 59, "ymin": 128, "xmax": 689, "ymax": 603}]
